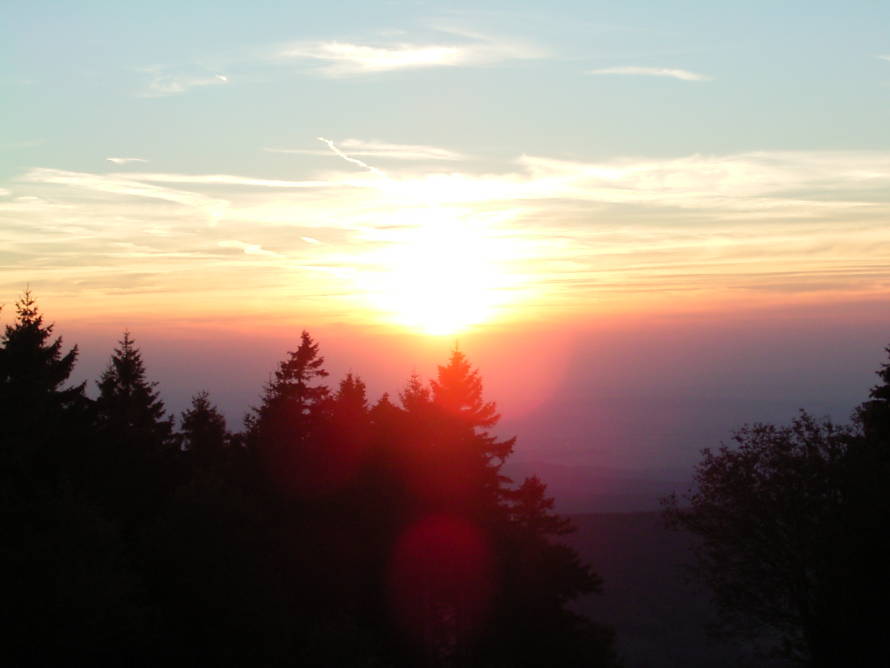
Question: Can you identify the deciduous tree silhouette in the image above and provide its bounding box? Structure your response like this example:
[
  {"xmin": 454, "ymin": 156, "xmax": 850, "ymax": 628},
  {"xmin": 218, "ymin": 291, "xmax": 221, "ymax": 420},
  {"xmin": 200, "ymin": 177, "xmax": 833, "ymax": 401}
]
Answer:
[{"xmin": 664, "ymin": 390, "xmax": 890, "ymax": 666}]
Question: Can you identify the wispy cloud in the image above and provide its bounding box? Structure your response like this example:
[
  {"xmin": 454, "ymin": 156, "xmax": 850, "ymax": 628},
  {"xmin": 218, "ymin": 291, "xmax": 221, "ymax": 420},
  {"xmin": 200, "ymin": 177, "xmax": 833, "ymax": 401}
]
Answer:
[
  {"xmin": 878, "ymin": 55, "xmax": 890, "ymax": 62},
  {"xmin": 589, "ymin": 66, "xmax": 711, "ymax": 81},
  {"xmin": 139, "ymin": 67, "xmax": 229, "ymax": 97},
  {"xmin": 317, "ymin": 137, "xmax": 387, "ymax": 176},
  {"xmin": 6, "ymin": 150, "xmax": 890, "ymax": 324},
  {"xmin": 117, "ymin": 172, "xmax": 333, "ymax": 188},
  {"xmin": 107, "ymin": 157, "xmax": 148, "ymax": 165},
  {"xmin": 267, "ymin": 139, "xmax": 466, "ymax": 161},
  {"xmin": 277, "ymin": 30, "xmax": 543, "ymax": 75},
  {"xmin": 20, "ymin": 168, "xmax": 228, "ymax": 218},
  {"xmin": 217, "ymin": 239, "xmax": 279, "ymax": 256}
]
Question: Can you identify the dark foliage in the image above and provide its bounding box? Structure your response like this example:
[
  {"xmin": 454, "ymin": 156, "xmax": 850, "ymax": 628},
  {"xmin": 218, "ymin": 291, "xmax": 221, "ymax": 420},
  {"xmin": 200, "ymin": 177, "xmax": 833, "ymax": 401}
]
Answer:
[
  {"xmin": 2, "ymin": 294, "xmax": 618, "ymax": 667},
  {"xmin": 96, "ymin": 331, "xmax": 175, "ymax": 455},
  {"xmin": 664, "ymin": 347, "xmax": 890, "ymax": 667}
]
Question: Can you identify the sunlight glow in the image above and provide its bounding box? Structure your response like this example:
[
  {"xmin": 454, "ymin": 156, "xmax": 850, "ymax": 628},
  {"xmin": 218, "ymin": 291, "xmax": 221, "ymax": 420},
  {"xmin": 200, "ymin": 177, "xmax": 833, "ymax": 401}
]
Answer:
[{"xmin": 362, "ymin": 212, "xmax": 520, "ymax": 335}]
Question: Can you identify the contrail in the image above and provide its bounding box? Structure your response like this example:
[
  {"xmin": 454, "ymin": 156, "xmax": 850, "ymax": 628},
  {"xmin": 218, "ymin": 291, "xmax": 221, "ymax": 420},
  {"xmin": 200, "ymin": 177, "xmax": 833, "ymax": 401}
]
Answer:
[{"xmin": 317, "ymin": 137, "xmax": 386, "ymax": 177}]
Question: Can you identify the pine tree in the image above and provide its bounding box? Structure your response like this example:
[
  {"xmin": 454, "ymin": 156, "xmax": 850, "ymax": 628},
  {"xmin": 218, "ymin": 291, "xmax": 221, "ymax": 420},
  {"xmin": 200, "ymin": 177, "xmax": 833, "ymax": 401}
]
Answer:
[
  {"xmin": 0, "ymin": 290, "xmax": 85, "ymax": 444},
  {"xmin": 0, "ymin": 290, "xmax": 89, "ymax": 489},
  {"xmin": 180, "ymin": 391, "xmax": 228, "ymax": 465},
  {"xmin": 95, "ymin": 331, "xmax": 174, "ymax": 454},
  {"xmin": 399, "ymin": 373, "xmax": 431, "ymax": 415},
  {"xmin": 333, "ymin": 373, "xmax": 369, "ymax": 423},
  {"xmin": 509, "ymin": 475, "xmax": 574, "ymax": 538},
  {"xmin": 248, "ymin": 330, "xmax": 330, "ymax": 492},
  {"xmin": 856, "ymin": 345, "xmax": 890, "ymax": 443},
  {"xmin": 429, "ymin": 349, "xmax": 515, "ymax": 510}
]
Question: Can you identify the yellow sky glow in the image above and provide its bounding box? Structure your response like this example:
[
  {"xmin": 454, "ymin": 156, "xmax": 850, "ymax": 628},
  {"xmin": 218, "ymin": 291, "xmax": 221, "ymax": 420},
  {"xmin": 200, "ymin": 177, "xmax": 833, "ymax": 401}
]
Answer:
[{"xmin": 3, "ymin": 147, "xmax": 890, "ymax": 334}]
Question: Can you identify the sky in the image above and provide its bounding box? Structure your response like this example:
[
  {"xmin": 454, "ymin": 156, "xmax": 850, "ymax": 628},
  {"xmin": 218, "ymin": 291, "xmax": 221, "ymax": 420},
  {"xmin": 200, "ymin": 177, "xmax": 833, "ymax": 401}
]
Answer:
[{"xmin": 3, "ymin": 1, "xmax": 890, "ymax": 474}]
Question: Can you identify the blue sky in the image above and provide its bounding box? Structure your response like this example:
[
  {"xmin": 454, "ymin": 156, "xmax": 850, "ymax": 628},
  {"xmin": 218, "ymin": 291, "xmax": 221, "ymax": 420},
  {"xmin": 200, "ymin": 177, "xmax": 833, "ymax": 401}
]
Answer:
[{"xmin": 5, "ymin": 0, "xmax": 890, "ymax": 180}]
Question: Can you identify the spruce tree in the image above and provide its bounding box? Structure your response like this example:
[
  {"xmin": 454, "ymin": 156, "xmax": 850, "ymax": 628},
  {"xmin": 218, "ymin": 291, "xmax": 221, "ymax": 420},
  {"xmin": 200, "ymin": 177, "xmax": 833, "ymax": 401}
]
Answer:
[
  {"xmin": 0, "ymin": 290, "xmax": 84, "ymax": 444},
  {"xmin": 429, "ymin": 349, "xmax": 515, "ymax": 510},
  {"xmin": 856, "ymin": 345, "xmax": 890, "ymax": 443},
  {"xmin": 96, "ymin": 331, "xmax": 174, "ymax": 454},
  {"xmin": 0, "ymin": 290, "xmax": 88, "ymax": 488},
  {"xmin": 329, "ymin": 373, "xmax": 371, "ymax": 463},
  {"xmin": 180, "ymin": 391, "xmax": 228, "ymax": 466},
  {"xmin": 248, "ymin": 330, "xmax": 330, "ymax": 492}
]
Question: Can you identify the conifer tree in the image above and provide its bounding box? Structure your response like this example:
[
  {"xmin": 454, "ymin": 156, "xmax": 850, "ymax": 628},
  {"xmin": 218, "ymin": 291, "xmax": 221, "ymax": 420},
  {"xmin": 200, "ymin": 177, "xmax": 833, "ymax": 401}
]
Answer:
[
  {"xmin": 0, "ymin": 290, "xmax": 89, "ymax": 490},
  {"xmin": 509, "ymin": 475, "xmax": 574, "ymax": 538},
  {"xmin": 180, "ymin": 391, "xmax": 228, "ymax": 465},
  {"xmin": 0, "ymin": 290, "xmax": 85, "ymax": 446},
  {"xmin": 333, "ymin": 373, "xmax": 369, "ymax": 422},
  {"xmin": 329, "ymin": 373, "xmax": 371, "ymax": 455},
  {"xmin": 429, "ymin": 349, "xmax": 515, "ymax": 510},
  {"xmin": 399, "ymin": 373, "xmax": 431, "ymax": 414},
  {"xmin": 856, "ymin": 345, "xmax": 890, "ymax": 443},
  {"xmin": 95, "ymin": 331, "xmax": 174, "ymax": 453},
  {"xmin": 248, "ymin": 330, "xmax": 330, "ymax": 491}
]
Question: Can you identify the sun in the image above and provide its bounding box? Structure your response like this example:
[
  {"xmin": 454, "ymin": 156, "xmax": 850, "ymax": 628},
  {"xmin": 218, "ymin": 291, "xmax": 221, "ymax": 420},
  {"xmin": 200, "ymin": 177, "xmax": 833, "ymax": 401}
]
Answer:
[{"xmin": 363, "ymin": 213, "xmax": 516, "ymax": 335}]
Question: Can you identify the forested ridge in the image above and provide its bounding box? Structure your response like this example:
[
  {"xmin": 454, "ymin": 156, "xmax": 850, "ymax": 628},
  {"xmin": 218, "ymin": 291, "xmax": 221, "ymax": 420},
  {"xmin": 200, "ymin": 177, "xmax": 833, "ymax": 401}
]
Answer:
[{"xmin": 1, "ymin": 292, "xmax": 618, "ymax": 667}]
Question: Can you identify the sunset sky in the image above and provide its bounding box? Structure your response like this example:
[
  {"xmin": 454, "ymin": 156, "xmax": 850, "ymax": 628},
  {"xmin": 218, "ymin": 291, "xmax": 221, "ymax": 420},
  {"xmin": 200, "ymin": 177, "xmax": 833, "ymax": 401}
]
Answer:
[{"xmin": 3, "ymin": 2, "xmax": 890, "ymax": 473}]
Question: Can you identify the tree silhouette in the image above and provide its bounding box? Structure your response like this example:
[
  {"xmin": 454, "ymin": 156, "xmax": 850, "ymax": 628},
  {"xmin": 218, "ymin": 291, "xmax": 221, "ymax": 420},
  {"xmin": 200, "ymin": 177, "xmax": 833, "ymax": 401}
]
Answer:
[
  {"xmin": 428, "ymin": 349, "xmax": 515, "ymax": 512},
  {"xmin": 510, "ymin": 475, "xmax": 574, "ymax": 538},
  {"xmin": 3, "ymin": 304, "xmax": 620, "ymax": 667},
  {"xmin": 663, "ymin": 407, "xmax": 890, "ymax": 666},
  {"xmin": 0, "ymin": 290, "xmax": 86, "ymax": 470},
  {"xmin": 247, "ymin": 330, "xmax": 330, "ymax": 494},
  {"xmin": 180, "ymin": 391, "xmax": 228, "ymax": 466},
  {"xmin": 856, "ymin": 344, "xmax": 890, "ymax": 443},
  {"xmin": 1, "ymin": 294, "xmax": 149, "ymax": 667},
  {"xmin": 96, "ymin": 331, "xmax": 174, "ymax": 454}
]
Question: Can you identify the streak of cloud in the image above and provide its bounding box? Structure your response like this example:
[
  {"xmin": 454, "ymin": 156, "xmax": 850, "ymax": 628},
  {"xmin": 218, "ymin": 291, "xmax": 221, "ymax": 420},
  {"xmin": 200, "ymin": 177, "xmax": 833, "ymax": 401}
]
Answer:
[
  {"xmin": 277, "ymin": 31, "xmax": 543, "ymax": 76},
  {"xmin": 267, "ymin": 139, "xmax": 466, "ymax": 161},
  {"xmin": 20, "ymin": 168, "xmax": 228, "ymax": 218},
  {"xmin": 589, "ymin": 66, "xmax": 711, "ymax": 81},
  {"xmin": 107, "ymin": 157, "xmax": 148, "ymax": 165},
  {"xmin": 317, "ymin": 137, "xmax": 387, "ymax": 177},
  {"xmin": 218, "ymin": 239, "xmax": 279, "ymax": 256},
  {"xmin": 138, "ymin": 67, "xmax": 230, "ymax": 97},
  {"xmin": 118, "ymin": 172, "xmax": 336, "ymax": 188}
]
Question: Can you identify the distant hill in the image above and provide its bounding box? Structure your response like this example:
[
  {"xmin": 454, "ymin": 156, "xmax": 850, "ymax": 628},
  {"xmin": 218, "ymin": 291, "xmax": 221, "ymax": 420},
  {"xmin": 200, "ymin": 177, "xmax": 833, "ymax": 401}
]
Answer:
[
  {"xmin": 564, "ymin": 513, "xmax": 789, "ymax": 668},
  {"xmin": 503, "ymin": 459, "xmax": 688, "ymax": 513}
]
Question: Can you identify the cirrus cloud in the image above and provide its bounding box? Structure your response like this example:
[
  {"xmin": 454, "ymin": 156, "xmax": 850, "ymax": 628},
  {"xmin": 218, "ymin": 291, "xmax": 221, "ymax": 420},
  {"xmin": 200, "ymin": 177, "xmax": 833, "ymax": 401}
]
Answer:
[
  {"xmin": 589, "ymin": 66, "xmax": 711, "ymax": 81},
  {"xmin": 277, "ymin": 30, "xmax": 544, "ymax": 76}
]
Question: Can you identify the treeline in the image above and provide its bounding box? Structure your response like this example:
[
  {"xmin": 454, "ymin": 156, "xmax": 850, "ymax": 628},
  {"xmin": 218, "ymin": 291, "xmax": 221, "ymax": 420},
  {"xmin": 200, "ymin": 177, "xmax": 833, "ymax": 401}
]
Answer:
[{"xmin": 1, "ymin": 292, "xmax": 619, "ymax": 668}]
